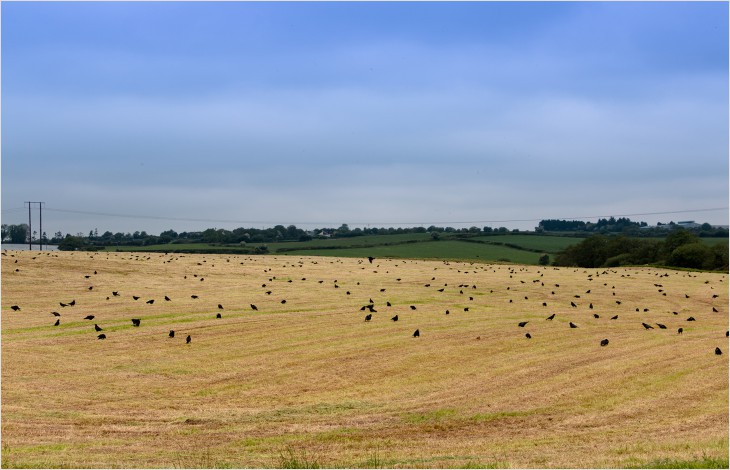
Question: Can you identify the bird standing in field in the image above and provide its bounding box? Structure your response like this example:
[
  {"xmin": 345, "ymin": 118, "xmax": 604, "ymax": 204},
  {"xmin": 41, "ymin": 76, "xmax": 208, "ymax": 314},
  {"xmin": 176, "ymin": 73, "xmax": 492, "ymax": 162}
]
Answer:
[
  {"xmin": 518, "ymin": 321, "xmax": 528, "ymax": 327},
  {"xmin": 642, "ymin": 323, "xmax": 654, "ymax": 329},
  {"xmin": 546, "ymin": 313, "xmax": 555, "ymax": 320},
  {"xmin": 715, "ymin": 347, "xmax": 722, "ymax": 355},
  {"xmin": 10, "ymin": 305, "xmax": 20, "ymax": 311},
  {"xmin": 678, "ymin": 328, "xmax": 683, "ymax": 334},
  {"xmin": 186, "ymin": 335, "xmax": 191, "ymax": 344},
  {"xmin": 165, "ymin": 296, "xmax": 171, "ymax": 301},
  {"xmin": 146, "ymin": 299, "xmax": 154, "ymax": 305},
  {"xmin": 218, "ymin": 304, "xmax": 223, "ymax": 310},
  {"xmin": 611, "ymin": 315, "xmax": 618, "ymax": 320},
  {"xmin": 94, "ymin": 324, "xmax": 102, "ymax": 332},
  {"xmin": 216, "ymin": 313, "xmax": 221, "ymax": 319},
  {"xmin": 525, "ymin": 333, "xmax": 532, "ymax": 339},
  {"xmin": 97, "ymin": 334, "xmax": 106, "ymax": 340},
  {"xmin": 365, "ymin": 314, "xmax": 372, "ymax": 322},
  {"xmin": 250, "ymin": 304, "xmax": 257, "ymax": 311},
  {"xmin": 656, "ymin": 323, "xmax": 667, "ymax": 329},
  {"xmin": 413, "ymin": 329, "xmax": 420, "ymax": 338},
  {"xmin": 391, "ymin": 315, "xmax": 398, "ymax": 321},
  {"xmin": 84, "ymin": 315, "xmax": 95, "ymax": 320},
  {"xmin": 169, "ymin": 330, "xmax": 175, "ymax": 338},
  {"xmin": 569, "ymin": 322, "xmax": 578, "ymax": 328},
  {"xmin": 133, "ymin": 296, "xmax": 140, "ymax": 301},
  {"xmin": 131, "ymin": 318, "xmax": 141, "ymax": 327},
  {"xmin": 600, "ymin": 339, "xmax": 609, "ymax": 347},
  {"xmin": 54, "ymin": 319, "xmax": 60, "ymax": 326},
  {"xmin": 51, "ymin": 312, "xmax": 60, "ymax": 316}
]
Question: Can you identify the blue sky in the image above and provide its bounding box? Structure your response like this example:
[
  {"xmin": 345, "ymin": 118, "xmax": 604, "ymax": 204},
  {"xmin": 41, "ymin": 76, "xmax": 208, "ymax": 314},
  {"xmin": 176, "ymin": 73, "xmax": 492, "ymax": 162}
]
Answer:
[{"xmin": 2, "ymin": 1, "xmax": 728, "ymax": 236}]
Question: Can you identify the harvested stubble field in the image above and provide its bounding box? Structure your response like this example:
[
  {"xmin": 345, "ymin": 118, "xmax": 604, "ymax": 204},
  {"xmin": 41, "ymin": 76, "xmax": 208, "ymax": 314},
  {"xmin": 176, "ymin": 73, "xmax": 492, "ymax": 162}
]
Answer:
[{"xmin": 1, "ymin": 250, "xmax": 728, "ymax": 468}]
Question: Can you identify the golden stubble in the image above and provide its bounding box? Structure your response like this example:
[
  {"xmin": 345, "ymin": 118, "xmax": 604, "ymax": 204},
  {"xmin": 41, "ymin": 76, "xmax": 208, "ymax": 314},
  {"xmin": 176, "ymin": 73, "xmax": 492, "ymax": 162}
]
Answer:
[{"xmin": 2, "ymin": 251, "xmax": 728, "ymax": 468}]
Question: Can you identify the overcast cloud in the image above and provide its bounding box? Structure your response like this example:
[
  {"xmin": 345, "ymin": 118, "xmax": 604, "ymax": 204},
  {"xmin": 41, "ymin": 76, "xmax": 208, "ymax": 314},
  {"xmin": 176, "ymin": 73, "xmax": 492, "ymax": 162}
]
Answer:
[{"xmin": 2, "ymin": 1, "xmax": 727, "ymax": 235}]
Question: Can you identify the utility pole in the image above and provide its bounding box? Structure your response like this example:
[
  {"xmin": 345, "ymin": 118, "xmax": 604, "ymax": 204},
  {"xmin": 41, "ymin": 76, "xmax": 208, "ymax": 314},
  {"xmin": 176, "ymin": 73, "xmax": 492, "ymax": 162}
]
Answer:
[{"xmin": 24, "ymin": 202, "xmax": 45, "ymax": 250}]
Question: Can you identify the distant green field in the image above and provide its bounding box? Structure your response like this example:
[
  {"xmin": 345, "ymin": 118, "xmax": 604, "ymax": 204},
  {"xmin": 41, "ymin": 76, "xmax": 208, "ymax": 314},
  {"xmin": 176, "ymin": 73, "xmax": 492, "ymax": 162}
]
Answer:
[
  {"xmin": 274, "ymin": 240, "xmax": 548, "ymax": 265},
  {"xmin": 101, "ymin": 233, "xmax": 728, "ymax": 266},
  {"xmin": 471, "ymin": 234, "xmax": 581, "ymax": 253}
]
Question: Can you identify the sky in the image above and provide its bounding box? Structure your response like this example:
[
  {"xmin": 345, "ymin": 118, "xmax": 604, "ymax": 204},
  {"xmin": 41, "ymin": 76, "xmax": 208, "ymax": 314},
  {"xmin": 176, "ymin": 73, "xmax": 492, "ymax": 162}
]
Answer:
[{"xmin": 2, "ymin": 1, "xmax": 728, "ymax": 237}]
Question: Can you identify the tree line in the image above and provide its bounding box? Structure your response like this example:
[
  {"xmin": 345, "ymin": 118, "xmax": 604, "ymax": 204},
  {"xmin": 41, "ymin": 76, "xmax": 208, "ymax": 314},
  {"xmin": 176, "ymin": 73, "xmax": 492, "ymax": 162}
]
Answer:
[
  {"xmin": 1, "ymin": 223, "xmax": 517, "ymax": 249},
  {"xmin": 553, "ymin": 229, "xmax": 728, "ymax": 271}
]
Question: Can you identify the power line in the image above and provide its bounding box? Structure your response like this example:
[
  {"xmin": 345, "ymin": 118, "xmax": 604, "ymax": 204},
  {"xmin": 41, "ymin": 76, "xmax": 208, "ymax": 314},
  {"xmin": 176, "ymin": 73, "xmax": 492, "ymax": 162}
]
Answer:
[{"xmin": 27, "ymin": 205, "xmax": 729, "ymax": 227}]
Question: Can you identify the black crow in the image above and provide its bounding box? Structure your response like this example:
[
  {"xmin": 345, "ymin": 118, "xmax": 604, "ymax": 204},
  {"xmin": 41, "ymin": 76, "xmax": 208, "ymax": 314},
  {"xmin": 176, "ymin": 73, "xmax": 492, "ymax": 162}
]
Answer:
[
  {"xmin": 589, "ymin": 303, "xmax": 593, "ymax": 309},
  {"xmin": 84, "ymin": 315, "xmax": 95, "ymax": 320},
  {"xmin": 611, "ymin": 315, "xmax": 618, "ymax": 320},
  {"xmin": 641, "ymin": 322, "xmax": 654, "ymax": 329},
  {"xmin": 112, "ymin": 291, "xmax": 119, "ymax": 296},
  {"xmin": 445, "ymin": 310, "xmax": 450, "ymax": 315},
  {"xmin": 678, "ymin": 328, "xmax": 683, "ymax": 334},
  {"xmin": 146, "ymin": 299, "xmax": 154, "ymax": 305},
  {"xmin": 365, "ymin": 314, "xmax": 372, "ymax": 321},
  {"xmin": 464, "ymin": 307, "xmax": 469, "ymax": 312},
  {"xmin": 51, "ymin": 312, "xmax": 60, "ymax": 316},
  {"xmin": 569, "ymin": 322, "xmax": 578, "ymax": 328},
  {"xmin": 546, "ymin": 313, "xmax": 555, "ymax": 320},
  {"xmin": 169, "ymin": 330, "xmax": 175, "ymax": 338},
  {"xmin": 713, "ymin": 307, "xmax": 719, "ymax": 313},
  {"xmin": 570, "ymin": 302, "xmax": 577, "ymax": 308},
  {"xmin": 391, "ymin": 315, "xmax": 398, "ymax": 321},
  {"xmin": 10, "ymin": 305, "xmax": 20, "ymax": 311},
  {"xmin": 97, "ymin": 334, "xmax": 106, "ymax": 340},
  {"xmin": 131, "ymin": 318, "xmax": 141, "ymax": 327},
  {"xmin": 656, "ymin": 323, "xmax": 667, "ymax": 329},
  {"xmin": 715, "ymin": 347, "xmax": 722, "ymax": 355},
  {"xmin": 191, "ymin": 295, "xmax": 199, "ymax": 299},
  {"xmin": 525, "ymin": 333, "xmax": 532, "ymax": 339},
  {"xmin": 54, "ymin": 319, "xmax": 60, "ymax": 326},
  {"xmin": 186, "ymin": 335, "xmax": 191, "ymax": 344},
  {"xmin": 413, "ymin": 329, "xmax": 420, "ymax": 337},
  {"xmin": 368, "ymin": 257, "xmax": 374, "ymax": 263},
  {"xmin": 251, "ymin": 304, "xmax": 258, "ymax": 311},
  {"xmin": 216, "ymin": 313, "xmax": 221, "ymax": 318},
  {"xmin": 165, "ymin": 296, "xmax": 171, "ymax": 301},
  {"xmin": 600, "ymin": 339, "xmax": 609, "ymax": 347},
  {"xmin": 518, "ymin": 321, "xmax": 528, "ymax": 327},
  {"xmin": 543, "ymin": 302, "xmax": 548, "ymax": 307},
  {"xmin": 410, "ymin": 305, "xmax": 416, "ymax": 310},
  {"xmin": 94, "ymin": 324, "xmax": 102, "ymax": 332},
  {"xmin": 60, "ymin": 302, "xmax": 67, "ymax": 307},
  {"xmin": 593, "ymin": 314, "xmax": 600, "ymax": 319},
  {"xmin": 69, "ymin": 300, "xmax": 75, "ymax": 306},
  {"xmin": 387, "ymin": 302, "xmax": 392, "ymax": 307},
  {"xmin": 687, "ymin": 316, "xmax": 696, "ymax": 321},
  {"xmin": 281, "ymin": 300, "xmax": 286, "ymax": 304},
  {"xmin": 133, "ymin": 296, "xmax": 140, "ymax": 301}
]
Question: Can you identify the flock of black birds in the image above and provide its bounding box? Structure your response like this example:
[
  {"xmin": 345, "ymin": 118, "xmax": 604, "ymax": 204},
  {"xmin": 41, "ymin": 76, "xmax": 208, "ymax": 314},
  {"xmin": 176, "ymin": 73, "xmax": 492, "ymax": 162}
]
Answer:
[{"xmin": 4, "ymin": 251, "xmax": 728, "ymax": 359}]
